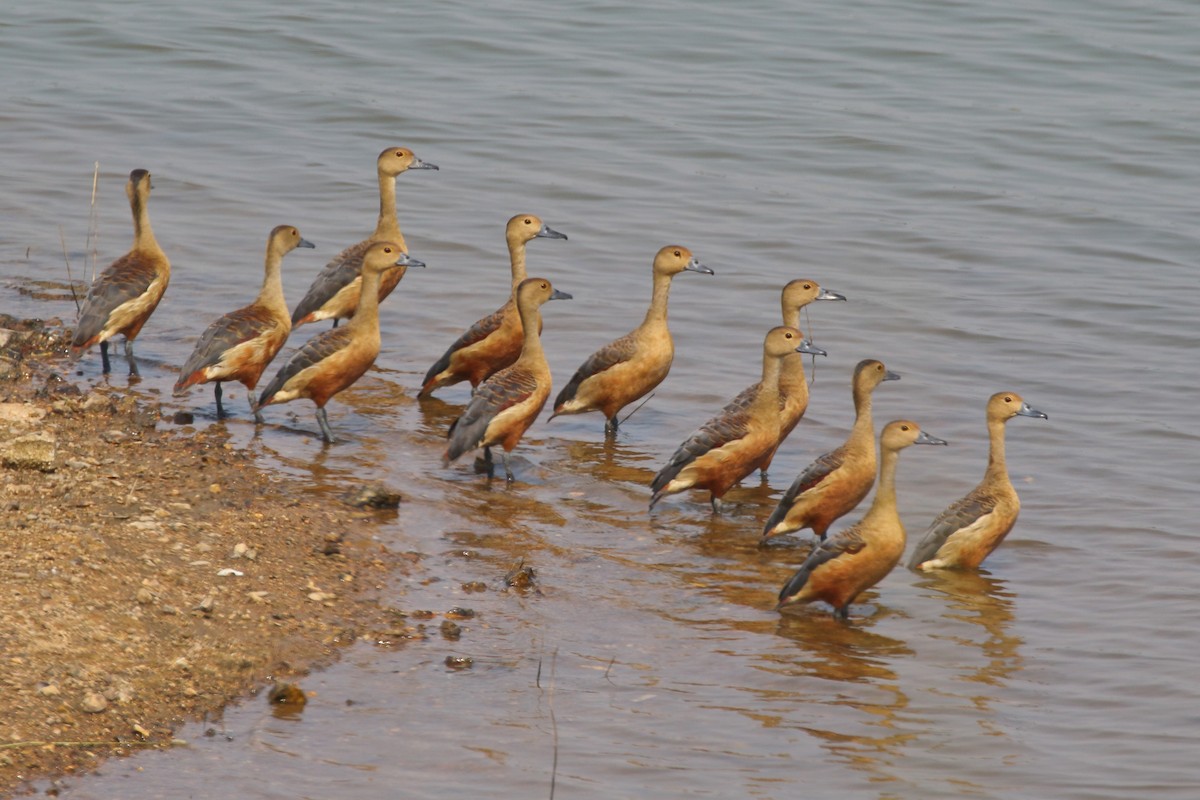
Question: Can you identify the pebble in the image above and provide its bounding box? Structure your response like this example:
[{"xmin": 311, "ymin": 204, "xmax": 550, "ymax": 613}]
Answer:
[
  {"xmin": 80, "ymin": 692, "xmax": 108, "ymax": 713},
  {"xmin": 99, "ymin": 430, "xmax": 128, "ymax": 444}
]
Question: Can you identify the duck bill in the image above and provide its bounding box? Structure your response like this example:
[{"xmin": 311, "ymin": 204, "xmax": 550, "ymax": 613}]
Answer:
[
  {"xmin": 795, "ymin": 339, "xmax": 827, "ymax": 357},
  {"xmin": 914, "ymin": 430, "xmax": 948, "ymax": 446},
  {"xmin": 537, "ymin": 224, "xmax": 568, "ymax": 240},
  {"xmin": 685, "ymin": 258, "xmax": 715, "ymax": 275},
  {"xmin": 816, "ymin": 287, "xmax": 847, "ymax": 301},
  {"xmin": 1017, "ymin": 403, "xmax": 1048, "ymax": 419},
  {"xmin": 550, "ymin": 289, "xmax": 573, "ymax": 301}
]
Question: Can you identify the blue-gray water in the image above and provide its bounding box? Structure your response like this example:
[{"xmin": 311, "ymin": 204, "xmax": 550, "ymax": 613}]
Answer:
[{"xmin": 2, "ymin": 1, "xmax": 1197, "ymax": 797}]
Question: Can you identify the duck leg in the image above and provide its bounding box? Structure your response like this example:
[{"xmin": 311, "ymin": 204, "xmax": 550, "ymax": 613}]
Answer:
[
  {"xmin": 604, "ymin": 416, "xmax": 619, "ymax": 436},
  {"xmin": 99, "ymin": 341, "xmax": 112, "ymax": 374},
  {"xmin": 316, "ymin": 407, "xmax": 336, "ymax": 443},
  {"xmin": 710, "ymin": 495, "xmax": 725, "ymax": 515},
  {"xmin": 214, "ymin": 382, "xmax": 226, "ymax": 419},
  {"xmin": 124, "ymin": 339, "xmax": 139, "ymax": 376},
  {"xmin": 500, "ymin": 451, "xmax": 515, "ymax": 483},
  {"xmin": 249, "ymin": 394, "xmax": 264, "ymax": 424}
]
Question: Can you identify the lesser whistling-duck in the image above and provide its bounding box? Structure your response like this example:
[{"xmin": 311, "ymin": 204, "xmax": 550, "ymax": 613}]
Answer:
[
  {"xmin": 908, "ymin": 391, "xmax": 1047, "ymax": 572},
  {"xmin": 419, "ymin": 214, "xmax": 567, "ymax": 397},
  {"xmin": 70, "ymin": 169, "xmax": 170, "ymax": 375},
  {"xmin": 649, "ymin": 326, "xmax": 826, "ymax": 514},
  {"xmin": 777, "ymin": 420, "xmax": 947, "ymax": 619},
  {"xmin": 258, "ymin": 242, "xmax": 422, "ymax": 443},
  {"xmin": 173, "ymin": 225, "xmax": 315, "ymax": 420},
  {"xmin": 549, "ymin": 245, "xmax": 714, "ymax": 435},
  {"xmin": 725, "ymin": 279, "xmax": 846, "ymax": 475},
  {"xmin": 762, "ymin": 358, "xmax": 899, "ymax": 541},
  {"xmin": 291, "ymin": 146, "xmax": 436, "ymax": 328},
  {"xmin": 443, "ymin": 277, "xmax": 572, "ymax": 481}
]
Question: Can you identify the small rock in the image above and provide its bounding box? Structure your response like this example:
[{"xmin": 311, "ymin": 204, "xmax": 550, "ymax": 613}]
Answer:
[
  {"xmin": 444, "ymin": 656, "xmax": 473, "ymax": 670},
  {"xmin": 80, "ymin": 692, "xmax": 108, "ymax": 713},
  {"xmin": 172, "ymin": 411, "xmax": 194, "ymax": 425},
  {"xmin": 342, "ymin": 482, "xmax": 402, "ymax": 509},
  {"xmin": 99, "ymin": 430, "xmax": 128, "ymax": 444},
  {"xmin": 446, "ymin": 607, "xmax": 476, "ymax": 620},
  {"xmin": 267, "ymin": 683, "xmax": 307, "ymax": 707},
  {"xmin": 1, "ymin": 431, "xmax": 56, "ymax": 471},
  {"xmin": 440, "ymin": 620, "xmax": 462, "ymax": 640},
  {"xmin": 37, "ymin": 684, "xmax": 60, "ymax": 696},
  {"xmin": 136, "ymin": 587, "xmax": 154, "ymax": 604},
  {"xmin": 193, "ymin": 595, "xmax": 215, "ymax": 615}
]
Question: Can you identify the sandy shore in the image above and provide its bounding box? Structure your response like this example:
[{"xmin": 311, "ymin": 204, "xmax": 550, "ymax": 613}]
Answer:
[{"xmin": 0, "ymin": 316, "xmax": 415, "ymax": 796}]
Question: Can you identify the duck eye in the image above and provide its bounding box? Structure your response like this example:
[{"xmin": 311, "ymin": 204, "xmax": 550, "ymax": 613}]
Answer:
[
  {"xmin": 901, "ymin": 424, "xmax": 910, "ymax": 431},
  {"xmin": 1004, "ymin": 396, "xmax": 1013, "ymax": 402},
  {"xmin": 804, "ymin": 283, "xmax": 812, "ymax": 290},
  {"xmin": 524, "ymin": 218, "xmax": 533, "ymax": 225},
  {"xmin": 674, "ymin": 250, "xmax": 681, "ymax": 257}
]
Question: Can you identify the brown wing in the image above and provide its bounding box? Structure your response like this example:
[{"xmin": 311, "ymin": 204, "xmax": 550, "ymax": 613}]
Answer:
[
  {"xmin": 258, "ymin": 327, "xmax": 354, "ymax": 405},
  {"xmin": 650, "ymin": 398, "xmax": 752, "ymax": 494},
  {"xmin": 290, "ymin": 241, "xmax": 369, "ymax": 324},
  {"xmin": 445, "ymin": 365, "xmax": 539, "ymax": 461},
  {"xmin": 72, "ymin": 255, "xmax": 158, "ymax": 347},
  {"xmin": 553, "ymin": 331, "xmax": 638, "ymax": 409},
  {"xmin": 907, "ymin": 486, "xmax": 997, "ymax": 567},
  {"xmin": 176, "ymin": 305, "xmax": 275, "ymax": 387},
  {"xmin": 777, "ymin": 526, "xmax": 867, "ymax": 604},
  {"xmin": 762, "ymin": 446, "xmax": 847, "ymax": 533},
  {"xmin": 422, "ymin": 303, "xmax": 508, "ymax": 389}
]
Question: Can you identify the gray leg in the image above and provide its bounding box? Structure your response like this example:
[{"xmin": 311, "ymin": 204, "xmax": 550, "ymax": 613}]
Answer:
[
  {"xmin": 332, "ymin": 319, "xmax": 340, "ymax": 329},
  {"xmin": 604, "ymin": 416, "xmax": 619, "ymax": 436},
  {"xmin": 316, "ymin": 407, "xmax": 336, "ymax": 443},
  {"xmin": 99, "ymin": 341, "xmax": 112, "ymax": 374},
  {"xmin": 710, "ymin": 495, "xmax": 724, "ymax": 515},
  {"xmin": 124, "ymin": 339, "xmax": 139, "ymax": 376},
  {"xmin": 249, "ymin": 393, "xmax": 264, "ymax": 424},
  {"xmin": 500, "ymin": 450, "xmax": 514, "ymax": 482},
  {"xmin": 214, "ymin": 382, "xmax": 226, "ymax": 418}
]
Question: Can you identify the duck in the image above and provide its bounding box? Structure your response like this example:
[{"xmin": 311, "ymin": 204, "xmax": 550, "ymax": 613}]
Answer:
[
  {"xmin": 70, "ymin": 169, "xmax": 170, "ymax": 375},
  {"xmin": 419, "ymin": 214, "xmax": 567, "ymax": 397},
  {"xmin": 649, "ymin": 326, "xmax": 826, "ymax": 514},
  {"xmin": 173, "ymin": 225, "xmax": 315, "ymax": 420},
  {"xmin": 777, "ymin": 419, "xmax": 947, "ymax": 619},
  {"xmin": 443, "ymin": 277, "xmax": 571, "ymax": 481},
  {"xmin": 724, "ymin": 279, "xmax": 846, "ymax": 475},
  {"xmin": 548, "ymin": 245, "xmax": 714, "ymax": 435},
  {"xmin": 290, "ymin": 146, "xmax": 437, "ymax": 328},
  {"xmin": 258, "ymin": 242, "xmax": 422, "ymax": 443},
  {"xmin": 762, "ymin": 359, "xmax": 899, "ymax": 541},
  {"xmin": 908, "ymin": 391, "xmax": 1047, "ymax": 571}
]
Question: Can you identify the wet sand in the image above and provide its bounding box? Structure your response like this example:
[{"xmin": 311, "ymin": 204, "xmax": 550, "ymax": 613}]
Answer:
[{"xmin": 0, "ymin": 316, "xmax": 415, "ymax": 796}]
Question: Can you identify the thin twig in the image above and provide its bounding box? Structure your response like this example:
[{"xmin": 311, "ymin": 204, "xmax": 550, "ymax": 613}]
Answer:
[
  {"xmin": 88, "ymin": 161, "xmax": 100, "ymax": 282},
  {"xmin": 547, "ymin": 647, "xmax": 559, "ymax": 800},
  {"xmin": 618, "ymin": 392, "xmax": 655, "ymax": 426},
  {"xmin": 603, "ymin": 656, "xmax": 617, "ymax": 686},
  {"xmin": 59, "ymin": 225, "xmax": 81, "ymax": 314}
]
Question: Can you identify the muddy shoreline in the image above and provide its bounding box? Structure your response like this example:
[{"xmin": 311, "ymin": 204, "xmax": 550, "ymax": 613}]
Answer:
[{"xmin": 0, "ymin": 316, "xmax": 416, "ymax": 796}]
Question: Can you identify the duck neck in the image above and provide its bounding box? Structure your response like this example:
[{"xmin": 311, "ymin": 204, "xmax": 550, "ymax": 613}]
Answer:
[
  {"xmin": 130, "ymin": 189, "xmax": 161, "ymax": 256},
  {"xmin": 848, "ymin": 379, "xmax": 876, "ymax": 441},
  {"xmin": 506, "ymin": 236, "xmax": 531, "ymax": 292},
  {"xmin": 347, "ymin": 268, "xmax": 385, "ymax": 334},
  {"xmin": 516, "ymin": 301, "xmax": 544, "ymax": 362},
  {"xmin": 257, "ymin": 244, "xmax": 288, "ymax": 317},
  {"xmin": 373, "ymin": 172, "xmax": 405, "ymax": 251},
  {"xmin": 642, "ymin": 270, "xmax": 674, "ymax": 327},
  {"xmin": 866, "ymin": 446, "xmax": 902, "ymax": 523},
  {"xmin": 984, "ymin": 416, "xmax": 1010, "ymax": 482},
  {"xmin": 752, "ymin": 351, "xmax": 784, "ymax": 418}
]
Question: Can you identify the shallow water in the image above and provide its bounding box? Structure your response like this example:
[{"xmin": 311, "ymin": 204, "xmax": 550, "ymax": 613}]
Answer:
[{"xmin": 2, "ymin": 0, "xmax": 1198, "ymax": 797}]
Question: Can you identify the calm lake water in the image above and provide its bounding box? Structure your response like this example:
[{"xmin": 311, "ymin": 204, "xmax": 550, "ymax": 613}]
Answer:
[{"xmin": 2, "ymin": 0, "xmax": 1198, "ymax": 797}]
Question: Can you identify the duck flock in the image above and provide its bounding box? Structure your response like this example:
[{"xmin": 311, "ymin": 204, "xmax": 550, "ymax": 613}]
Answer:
[{"xmin": 65, "ymin": 148, "xmax": 1048, "ymax": 621}]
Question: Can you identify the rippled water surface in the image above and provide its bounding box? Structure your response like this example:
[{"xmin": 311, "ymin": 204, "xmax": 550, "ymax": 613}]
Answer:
[{"xmin": 2, "ymin": 0, "xmax": 1198, "ymax": 797}]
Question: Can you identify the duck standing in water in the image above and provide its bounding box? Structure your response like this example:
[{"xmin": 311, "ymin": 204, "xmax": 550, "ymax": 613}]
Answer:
[
  {"xmin": 723, "ymin": 278, "xmax": 846, "ymax": 476},
  {"xmin": 258, "ymin": 242, "xmax": 422, "ymax": 443},
  {"xmin": 777, "ymin": 420, "xmax": 947, "ymax": 619},
  {"xmin": 549, "ymin": 245, "xmax": 714, "ymax": 436},
  {"xmin": 420, "ymin": 214, "xmax": 567, "ymax": 397},
  {"xmin": 908, "ymin": 391, "xmax": 1047, "ymax": 571},
  {"xmin": 291, "ymin": 146, "xmax": 437, "ymax": 328},
  {"xmin": 650, "ymin": 326, "xmax": 825, "ymax": 514},
  {"xmin": 443, "ymin": 277, "xmax": 571, "ymax": 481},
  {"xmin": 762, "ymin": 358, "xmax": 899, "ymax": 542},
  {"xmin": 70, "ymin": 169, "xmax": 170, "ymax": 376},
  {"xmin": 173, "ymin": 225, "xmax": 314, "ymax": 420}
]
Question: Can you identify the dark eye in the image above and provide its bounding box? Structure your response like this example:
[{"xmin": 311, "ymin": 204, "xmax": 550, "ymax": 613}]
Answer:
[
  {"xmin": 674, "ymin": 250, "xmax": 681, "ymax": 257},
  {"xmin": 785, "ymin": 331, "xmax": 793, "ymax": 339},
  {"xmin": 901, "ymin": 424, "xmax": 910, "ymax": 431},
  {"xmin": 384, "ymin": 246, "xmax": 393, "ymax": 253},
  {"xmin": 525, "ymin": 218, "xmax": 533, "ymax": 225},
  {"xmin": 804, "ymin": 283, "xmax": 812, "ymax": 290},
  {"xmin": 1004, "ymin": 396, "xmax": 1013, "ymax": 403}
]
